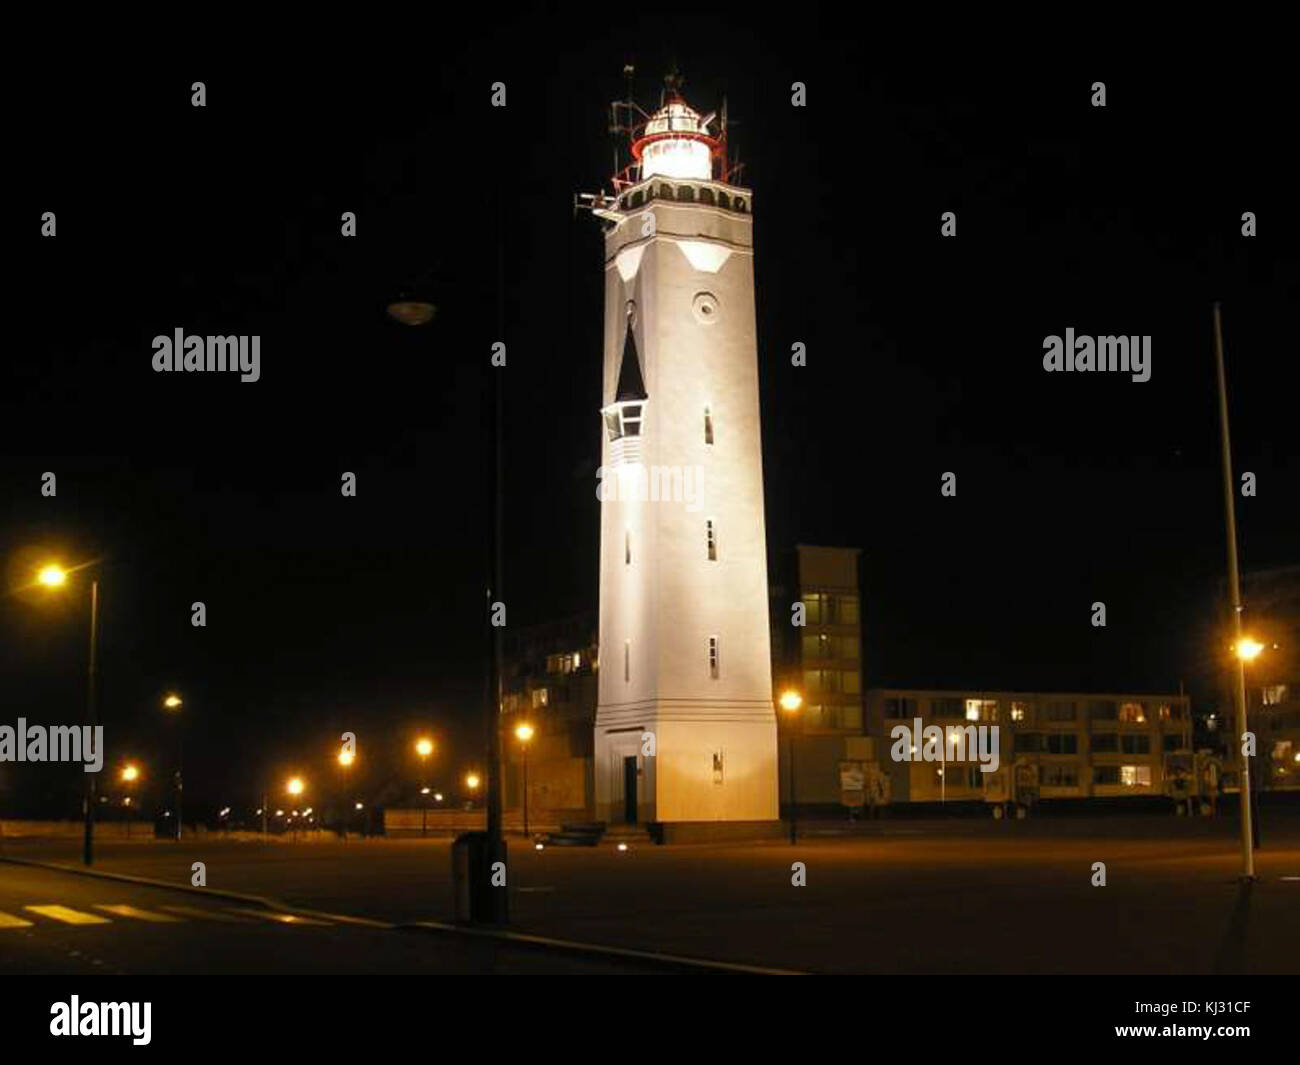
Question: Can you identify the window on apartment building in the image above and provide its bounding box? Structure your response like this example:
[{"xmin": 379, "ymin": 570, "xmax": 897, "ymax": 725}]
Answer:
[
  {"xmin": 1093, "ymin": 766, "xmax": 1120, "ymax": 785},
  {"xmin": 706, "ymin": 520, "xmax": 717, "ymax": 561},
  {"xmin": 802, "ymin": 633, "xmax": 833, "ymax": 659},
  {"xmin": 931, "ymin": 697, "xmax": 963, "ymax": 718},
  {"xmin": 708, "ymin": 636, "xmax": 720, "ymax": 678},
  {"xmin": 843, "ymin": 670, "xmax": 861, "ymax": 695},
  {"xmin": 531, "ymin": 688, "xmax": 549, "ymax": 709},
  {"xmin": 1045, "ymin": 700, "xmax": 1077, "ymax": 721},
  {"xmin": 965, "ymin": 699, "xmax": 998, "ymax": 722},
  {"xmin": 1009, "ymin": 701, "xmax": 1030, "ymax": 722},
  {"xmin": 883, "ymin": 697, "xmax": 917, "ymax": 719},
  {"xmin": 1263, "ymin": 685, "xmax": 1288, "ymax": 705},
  {"xmin": 1119, "ymin": 765, "xmax": 1152, "ymax": 787},
  {"xmin": 803, "ymin": 593, "xmax": 827, "ymax": 624},
  {"xmin": 1091, "ymin": 733, "xmax": 1119, "ymax": 752},
  {"xmin": 1121, "ymin": 734, "xmax": 1150, "ymax": 755},
  {"xmin": 803, "ymin": 669, "xmax": 841, "ymax": 693},
  {"xmin": 1045, "ymin": 733, "xmax": 1078, "ymax": 755},
  {"xmin": 1157, "ymin": 704, "xmax": 1171, "ymax": 722},
  {"xmin": 842, "ymin": 705, "xmax": 863, "ymax": 730},
  {"xmin": 1118, "ymin": 702, "xmax": 1146, "ymax": 723},
  {"xmin": 1043, "ymin": 764, "xmax": 1080, "ymax": 787},
  {"xmin": 1089, "ymin": 700, "xmax": 1118, "ymax": 721},
  {"xmin": 1013, "ymin": 732, "xmax": 1043, "ymax": 754},
  {"xmin": 966, "ymin": 766, "xmax": 985, "ymax": 788},
  {"xmin": 838, "ymin": 596, "xmax": 860, "ymax": 624},
  {"xmin": 1163, "ymin": 734, "xmax": 1184, "ymax": 752},
  {"xmin": 704, "ymin": 405, "xmax": 714, "ymax": 445}
]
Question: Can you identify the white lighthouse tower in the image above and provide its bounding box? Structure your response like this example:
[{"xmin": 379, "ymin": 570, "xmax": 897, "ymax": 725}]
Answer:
[{"xmin": 582, "ymin": 74, "xmax": 779, "ymax": 838}]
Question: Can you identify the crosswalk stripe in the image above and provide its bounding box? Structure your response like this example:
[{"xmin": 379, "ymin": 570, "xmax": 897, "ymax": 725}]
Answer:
[
  {"xmin": 24, "ymin": 905, "xmax": 111, "ymax": 925},
  {"xmin": 158, "ymin": 904, "xmax": 254, "ymax": 923},
  {"xmin": 93, "ymin": 904, "xmax": 184, "ymax": 923},
  {"xmin": 0, "ymin": 911, "xmax": 35, "ymax": 929},
  {"xmin": 226, "ymin": 907, "xmax": 331, "ymax": 926}
]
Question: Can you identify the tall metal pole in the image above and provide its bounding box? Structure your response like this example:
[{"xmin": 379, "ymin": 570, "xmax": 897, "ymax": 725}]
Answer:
[
  {"xmin": 1212, "ymin": 301, "xmax": 1255, "ymax": 881},
  {"xmin": 83, "ymin": 579, "xmax": 99, "ymax": 866},
  {"xmin": 174, "ymin": 712, "xmax": 183, "ymax": 842},
  {"xmin": 521, "ymin": 744, "xmax": 529, "ymax": 838},
  {"xmin": 788, "ymin": 732, "xmax": 797, "ymax": 845}
]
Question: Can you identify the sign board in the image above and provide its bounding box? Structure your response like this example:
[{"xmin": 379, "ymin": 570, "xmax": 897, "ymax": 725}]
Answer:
[{"xmin": 840, "ymin": 760, "xmax": 865, "ymax": 807}]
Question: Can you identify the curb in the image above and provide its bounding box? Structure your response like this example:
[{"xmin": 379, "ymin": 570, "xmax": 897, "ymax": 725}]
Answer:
[{"xmin": 400, "ymin": 920, "xmax": 806, "ymax": 975}]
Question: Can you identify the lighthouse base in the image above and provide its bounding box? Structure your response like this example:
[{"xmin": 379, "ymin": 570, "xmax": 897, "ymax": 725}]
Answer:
[{"xmin": 593, "ymin": 709, "xmax": 779, "ymax": 828}]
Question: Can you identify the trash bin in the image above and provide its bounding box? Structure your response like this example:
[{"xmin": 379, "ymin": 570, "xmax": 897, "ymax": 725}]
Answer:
[{"xmin": 451, "ymin": 831, "xmax": 509, "ymax": 924}]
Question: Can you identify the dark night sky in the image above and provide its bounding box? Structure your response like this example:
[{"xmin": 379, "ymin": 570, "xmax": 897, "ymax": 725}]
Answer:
[{"xmin": 4, "ymin": 15, "xmax": 1296, "ymax": 815}]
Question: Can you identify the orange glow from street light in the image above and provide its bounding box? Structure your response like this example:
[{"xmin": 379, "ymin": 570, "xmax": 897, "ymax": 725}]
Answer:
[
  {"xmin": 779, "ymin": 690, "xmax": 803, "ymax": 713},
  {"xmin": 37, "ymin": 564, "xmax": 68, "ymax": 588},
  {"xmin": 465, "ymin": 773, "xmax": 480, "ymax": 791},
  {"xmin": 337, "ymin": 749, "xmax": 355, "ymax": 767},
  {"xmin": 120, "ymin": 764, "xmax": 140, "ymax": 783},
  {"xmin": 1235, "ymin": 638, "xmax": 1265, "ymax": 662},
  {"xmin": 163, "ymin": 693, "xmax": 183, "ymax": 710},
  {"xmin": 515, "ymin": 723, "xmax": 535, "ymax": 742},
  {"xmin": 286, "ymin": 776, "xmax": 304, "ymax": 797},
  {"xmin": 415, "ymin": 738, "xmax": 434, "ymax": 758}
]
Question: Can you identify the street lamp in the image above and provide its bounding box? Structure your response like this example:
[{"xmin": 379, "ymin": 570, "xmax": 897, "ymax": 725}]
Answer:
[
  {"xmin": 415, "ymin": 737, "xmax": 435, "ymax": 837},
  {"xmin": 337, "ymin": 746, "xmax": 355, "ymax": 840},
  {"xmin": 120, "ymin": 764, "xmax": 140, "ymax": 838},
  {"xmin": 34, "ymin": 561, "xmax": 100, "ymax": 866},
  {"xmin": 779, "ymin": 690, "xmax": 803, "ymax": 845},
  {"xmin": 162, "ymin": 693, "xmax": 184, "ymax": 841},
  {"xmin": 515, "ymin": 723, "xmax": 535, "ymax": 838},
  {"xmin": 388, "ymin": 258, "xmax": 508, "ymax": 924},
  {"xmin": 465, "ymin": 773, "xmax": 481, "ymax": 811},
  {"xmin": 286, "ymin": 777, "xmax": 305, "ymax": 841}
]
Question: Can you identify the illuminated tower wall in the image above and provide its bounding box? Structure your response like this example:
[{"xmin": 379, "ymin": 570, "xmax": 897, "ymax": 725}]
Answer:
[{"xmin": 593, "ymin": 94, "xmax": 779, "ymax": 830}]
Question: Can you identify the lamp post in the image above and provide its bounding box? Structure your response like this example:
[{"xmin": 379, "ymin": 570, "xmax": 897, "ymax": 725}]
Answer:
[
  {"xmin": 415, "ymin": 737, "xmax": 434, "ymax": 837},
  {"xmin": 387, "ymin": 180, "xmax": 508, "ymax": 925},
  {"xmin": 337, "ymin": 747, "xmax": 355, "ymax": 841},
  {"xmin": 1212, "ymin": 302, "xmax": 1256, "ymax": 882},
  {"xmin": 162, "ymin": 693, "xmax": 183, "ymax": 841},
  {"xmin": 35, "ymin": 563, "xmax": 100, "ymax": 866},
  {"xmin": 120, "ymin": 763, "xmax": 140, "ymax": 839},
  {"xmin": 515, "ymin": 723, "xmax": 535, "ymax": 837},
  {"xmin": 779, "ymin": 690, "xmax": 803, "ymax": 845},
  {"xmin": 286, "ymin": 777, "xmax": 305, "ymax": 842}
]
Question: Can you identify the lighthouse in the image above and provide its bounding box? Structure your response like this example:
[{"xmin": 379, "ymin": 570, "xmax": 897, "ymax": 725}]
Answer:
[{"xmin": 581, "ymin": 74, "xmax": 779, "ymax": 837}]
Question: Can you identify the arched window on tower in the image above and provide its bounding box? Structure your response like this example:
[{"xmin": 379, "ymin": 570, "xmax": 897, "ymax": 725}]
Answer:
[
  {"xmin": 717, "ymin": 191, "xmax": 730, "ymax": 210},
  {"xmin": 677, "ymin": 185, "xmax": 695, "ymax": 202},
  {"xmin": 734, "ymin": 198, "xmax": 747, "ymax": 213},
  {"xmin": 699, "ymin": 187, "xmax": 715, "ymax": 206},
  {"xmin": 630, "ymin": 190, "xmax": 643, "ymax": 208},
  {"xmin": 660, "ymin": 184, "xmax": 674, "ymax": 200}
]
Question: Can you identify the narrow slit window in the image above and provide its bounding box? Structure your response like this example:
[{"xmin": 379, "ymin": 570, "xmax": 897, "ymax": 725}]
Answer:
[
  {"xmin": 624, "ymin": 639, "xmax": 630, "ymax": 683},
  {"xmin": 706, "ymin": 519, "xmax": 717, "ymax": 561},
  {"xmin": 708, "ymin": 636, "xmax": 720, "ymax": 679},
  {"xmin": 704, "ymin": 405, "xmax": 714, "ymax": 445},
  {"xmin": 625, "ymin": 529, "xmax": 631, "ymax": 565}
]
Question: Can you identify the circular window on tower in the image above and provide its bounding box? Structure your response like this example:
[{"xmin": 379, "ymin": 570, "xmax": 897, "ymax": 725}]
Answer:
[{"xmin": 692, "ymin": 292, "xmax": 720, "ymax": 325}]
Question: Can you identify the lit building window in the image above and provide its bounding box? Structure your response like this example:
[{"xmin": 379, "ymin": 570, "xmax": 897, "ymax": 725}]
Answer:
[
  {"xmin": 1119, "ymin": 765, "xmax": 1152, "ymax": 787},
  {"xmin": 965, "ymin": 699, "xmax": 998, "ymax": 722},
  {"xmin": 1118, "ymin": 702, "xmax": 1146, "ymax": 723},
  {"xmin": 708, "ymin": 636, "xmax": 720, "ymax": 678},
  {"xmin": 531, "ymin": 688, "xmax": 548, "ymax": 709},
  {"xmin": 1263, "ymin": 685, "xmax": 1288, "ymax": 705},
  {"xmin": 1010, "ymin": 701, "xmax": 1029, "ymax": 722}
]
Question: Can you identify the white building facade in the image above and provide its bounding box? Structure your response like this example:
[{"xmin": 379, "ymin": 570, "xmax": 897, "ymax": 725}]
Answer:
[{"xmin": 591, "ymin": 89, "xmax": 779, "ymax": 832}]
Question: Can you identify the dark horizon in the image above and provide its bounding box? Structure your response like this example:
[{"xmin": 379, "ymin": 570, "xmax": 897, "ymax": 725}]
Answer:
[{"xmin": 4, "ymin": 20, "xmax": 1296, "ymax": 815}]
